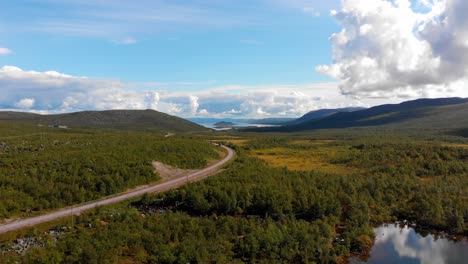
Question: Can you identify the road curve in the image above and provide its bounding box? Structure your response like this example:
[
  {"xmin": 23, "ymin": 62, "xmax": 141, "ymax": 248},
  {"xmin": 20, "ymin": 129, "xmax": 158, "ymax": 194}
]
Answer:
[{"xmin": 0, "ymin": 145, "xmax": 235, "ymax": 235}]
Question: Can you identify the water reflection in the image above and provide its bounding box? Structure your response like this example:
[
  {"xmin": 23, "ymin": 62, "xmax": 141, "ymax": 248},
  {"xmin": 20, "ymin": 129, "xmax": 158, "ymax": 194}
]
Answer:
[{"xmin": 351, "ymin": 224, "xmax": 468, "ymax": 264}]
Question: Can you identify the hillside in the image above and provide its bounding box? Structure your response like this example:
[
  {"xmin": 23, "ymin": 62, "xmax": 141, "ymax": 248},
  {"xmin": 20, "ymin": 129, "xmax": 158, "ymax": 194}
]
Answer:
[
  {"xmin": 0, "ymin": 110, "xmax": 210, "ymax": 133},
  {"xmin": 249, "ymin": 117, "xmax": 296, "ymax": 125},
  {"xmin": 249, "ymin": 98, "xmax": 468, "ymax": 133},
  {"xmin": 287, "ymin": 107, "xmax": 365, "ymax": 125}
]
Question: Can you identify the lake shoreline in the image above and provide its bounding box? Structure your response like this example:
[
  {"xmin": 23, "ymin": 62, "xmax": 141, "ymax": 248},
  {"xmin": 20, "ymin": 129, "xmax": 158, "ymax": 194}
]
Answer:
[{"xmin": 348, "ymin": 222, "xmax": 468, "ymax": 264}]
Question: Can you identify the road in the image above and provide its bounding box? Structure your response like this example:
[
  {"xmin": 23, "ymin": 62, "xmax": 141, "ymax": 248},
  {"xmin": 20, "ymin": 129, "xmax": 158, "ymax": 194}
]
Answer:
[{"xmin": 0, "ymin": 145, "xmax": 234, "ymax": 235}]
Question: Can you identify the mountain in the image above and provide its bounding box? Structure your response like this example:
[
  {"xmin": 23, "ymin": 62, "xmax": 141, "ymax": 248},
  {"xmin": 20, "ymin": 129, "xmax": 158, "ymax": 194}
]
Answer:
[
  {"xmin": 0, "ymin": 110, "xmax": 210, "ymax": 132},
  {"xmin": 287, "ymin": 107, "xmax": 365, "ymax": 125},
  {"xmin": 250, "ymin": 118, "xmax": 296, "ymax": 125},
  {"xmin": 249, "ymin": 98, "xmax": 468, "ymax": 133},
  {"xmin": 214, "ymin": 121, "xmax": 236, "ymax": 128},
  {"xmin": 188, "ymin": 118, "xmax": 241, "ymax": 124},
  {"xmin": 188, "ymin": 117, "xmax": 295, "ymax": 126}
]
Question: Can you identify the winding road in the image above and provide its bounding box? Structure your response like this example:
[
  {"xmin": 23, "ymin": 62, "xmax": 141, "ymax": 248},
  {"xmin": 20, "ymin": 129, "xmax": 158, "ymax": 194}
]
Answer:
[{"xmin": 0, "ymin": 145, "xmax": 235, "ymax": 235}]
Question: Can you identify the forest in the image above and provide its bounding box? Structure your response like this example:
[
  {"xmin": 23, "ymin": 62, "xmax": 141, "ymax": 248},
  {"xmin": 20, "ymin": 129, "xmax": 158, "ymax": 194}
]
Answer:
[
  {"xmin": 0, "ymin": 124, "xmax": 218, "ymax": 219},
  {"xmin": 1, "ymin": 130, "xmax": 467, "ymax": 263}
]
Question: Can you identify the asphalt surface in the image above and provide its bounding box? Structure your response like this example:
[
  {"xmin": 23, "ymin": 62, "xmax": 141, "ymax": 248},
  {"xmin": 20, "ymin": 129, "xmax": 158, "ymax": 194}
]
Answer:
[{"xmin": 0, "ymin": 145, "xmax": 234, "ymax": 235}]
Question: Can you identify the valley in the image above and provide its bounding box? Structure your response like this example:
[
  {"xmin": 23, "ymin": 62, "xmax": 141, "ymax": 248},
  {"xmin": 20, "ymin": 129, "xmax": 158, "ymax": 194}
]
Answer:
[{"xmin": 0, "ymin": 100, "xmax": 467, "ymax": 263}]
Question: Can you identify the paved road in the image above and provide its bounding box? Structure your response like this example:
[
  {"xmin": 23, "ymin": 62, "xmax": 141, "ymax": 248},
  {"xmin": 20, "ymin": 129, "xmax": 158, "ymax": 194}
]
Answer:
[{"xmin": 0, "ymin": 145, "xmax": 234, "ymax": 235}]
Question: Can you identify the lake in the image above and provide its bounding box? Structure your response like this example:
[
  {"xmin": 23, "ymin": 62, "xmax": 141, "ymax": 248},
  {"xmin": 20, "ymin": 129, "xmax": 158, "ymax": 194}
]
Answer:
[
  {"xmin": 199, "ymin": 122, "xmax": 280, "ymax": 130},
  {"xmin": 350, "ymin": 224, "xmax": 468, "ymax": 264}
]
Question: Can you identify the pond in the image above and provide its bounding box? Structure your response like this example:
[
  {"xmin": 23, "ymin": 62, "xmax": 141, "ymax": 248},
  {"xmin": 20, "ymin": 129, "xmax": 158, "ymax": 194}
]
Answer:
[{"xmin": 350, "ymin": 224, "xmax": 468, "ymax": 264}]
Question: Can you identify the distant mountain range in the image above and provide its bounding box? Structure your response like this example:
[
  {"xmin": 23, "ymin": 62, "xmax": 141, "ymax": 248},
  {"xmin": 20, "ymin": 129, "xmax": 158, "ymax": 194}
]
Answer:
[
  {"xmin": 286, "ymin": 107, "xmax": 365, "ymax": 125},
  {"xmin": 248, "ymin": 98, "xmax": 468, "ymax": 133},
  {"xmin": 188, "ymin": 108, "xmax": 366, "ymax": 127},
  {"xmin": 187, "ymin": 117, "xmax": 295, "ymax": 126},
  {"xmin": 2, "ymin": 97, "xmax": 467, "ymax": 135},
  {"xmin": 0, "ymin": 110, "xmax": 209, "ymax": 133}
]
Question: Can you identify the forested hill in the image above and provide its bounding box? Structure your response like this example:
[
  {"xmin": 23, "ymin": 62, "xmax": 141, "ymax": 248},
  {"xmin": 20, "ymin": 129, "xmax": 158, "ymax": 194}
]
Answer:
[
  {"xmin": 249, "ymin": 97, "xmax": 468, "ymax": 132},
  {"xmin": 0, "ymin": 110, "xmax": 210, "ymax": 132}
]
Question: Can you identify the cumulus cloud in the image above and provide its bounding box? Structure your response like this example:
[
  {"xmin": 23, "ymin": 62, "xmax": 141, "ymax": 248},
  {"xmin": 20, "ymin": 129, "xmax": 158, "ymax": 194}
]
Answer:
[
  {"xmin": 0, "ymin": 48, "xmax": 12, "ymax": 55},
  {"xmin": 198, "ymin": 109, "xmax": 209, "ymax": 115},
  {"xmin": 188, "ymin": 96, "xmax": 199, "ymax": 115},
  {"xmin": 15, "ymin": 98, "xmax": 35, "ymax": 109},
  {"xmin": 0, "ymin": 65, "xmax": 159, "ymax": 112},
  {"xmin": 317, "ymin": 0, "xmax": 468, "ymax": 99}
]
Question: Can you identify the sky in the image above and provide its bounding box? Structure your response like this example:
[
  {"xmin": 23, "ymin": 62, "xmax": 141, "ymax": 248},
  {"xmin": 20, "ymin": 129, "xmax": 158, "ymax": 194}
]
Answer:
[{"xmin": 1, "ymin": 0, "xmax": 468, "ymax": 118}]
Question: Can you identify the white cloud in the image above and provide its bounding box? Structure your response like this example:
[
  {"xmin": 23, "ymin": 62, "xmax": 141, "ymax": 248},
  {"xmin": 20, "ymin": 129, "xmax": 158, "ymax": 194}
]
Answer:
[
  {"xmin": 144, "ymin": 91, "xmax": 160, "ymax": 110},
  {"xmin": 189, "ymin": 95, "xmax": 199, "ymax": 115},
  {"xmin": 15, "ymin": 98, "xmax": 35, "ymax": 109},
  {"xmin": 199, "ymin": 109, "xmax": 209, "ymax": 115},
  {"xmin": 0, "ymin": 47, "xmax": 11, "ymax": 55},
  {"xmin": 0, "ymin": 65, "xmax": 410, "ymax": 118},
  {"xmin": 317, "ymin": 0, "xmax": 468, "ymax": 99},
  {"xmin": 163, "ymin": 83, "xmax": 396, "ymax": 117},
  {"xmin": 0, "ymin": 65, "xmax": 160, "ymax": 112},
  {"xmin": 303, "ymin": 7, "xmax": 321, "ymax": 16}
]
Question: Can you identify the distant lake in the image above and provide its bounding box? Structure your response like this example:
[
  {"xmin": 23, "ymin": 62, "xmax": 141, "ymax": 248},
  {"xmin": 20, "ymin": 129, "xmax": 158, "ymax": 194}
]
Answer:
[
  {"xmin": 199, "ymin": 122, "xmax": 280, "ymax": 130},
  {"xmin": 350, "ymin": 224, "xmax": 468, "ymax": 264}
]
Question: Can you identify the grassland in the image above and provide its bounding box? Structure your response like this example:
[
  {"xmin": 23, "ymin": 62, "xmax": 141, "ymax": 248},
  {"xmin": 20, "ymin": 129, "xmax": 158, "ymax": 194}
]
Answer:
[{"xmin": 250, "ymin": 143, "xmax": 359, "ymax": 175}]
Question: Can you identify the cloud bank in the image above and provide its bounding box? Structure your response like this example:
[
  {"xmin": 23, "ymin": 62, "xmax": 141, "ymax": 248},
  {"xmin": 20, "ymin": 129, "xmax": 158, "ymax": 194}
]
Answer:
[
  {"xmin": 0, "ymin": 66, "xmax": 162, "ymax": 113},
  {"xmin": 0, "ymin": 65, "xmax": 386, "ymax": 117},
  {"xmin": 317, "ymin": 0, "xmax": 468, "ymax": 99}
]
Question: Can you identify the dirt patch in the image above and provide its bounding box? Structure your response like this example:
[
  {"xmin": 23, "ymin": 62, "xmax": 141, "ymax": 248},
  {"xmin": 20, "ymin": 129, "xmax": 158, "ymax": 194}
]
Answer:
[
  {"xmin": 152, "ymin": 161, "xmax": 197, "ymax": 180},
  {"xmin": 152, "ymin": 147, "xmax": 226, "ymax": 180}
]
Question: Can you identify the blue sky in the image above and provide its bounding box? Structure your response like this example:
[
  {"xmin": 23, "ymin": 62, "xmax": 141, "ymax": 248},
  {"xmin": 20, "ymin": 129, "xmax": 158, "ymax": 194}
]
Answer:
[
  {"xmin": 1, "ymin": 0, "xmax": 339, "ymax": 85},
  {"xmin": 1, "ymin": 0, "xmax": 467, "ymax": 117}
]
